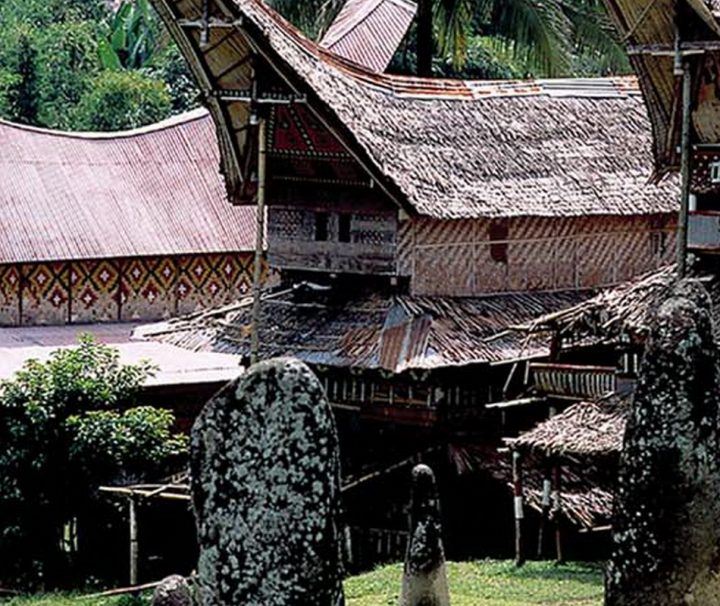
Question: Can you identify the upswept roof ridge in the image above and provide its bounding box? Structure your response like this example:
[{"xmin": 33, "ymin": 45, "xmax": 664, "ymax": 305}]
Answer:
[
  {"xmin": 151, "ymin": 0, "xmax": 679, "ymax": 218},
  {"xmin": 319, "ymin": 0, "xmax": 417, "ymax": 73},
  {"xmin": 0, "ymin": 109, "xmax": 255, "ymax": 264}
]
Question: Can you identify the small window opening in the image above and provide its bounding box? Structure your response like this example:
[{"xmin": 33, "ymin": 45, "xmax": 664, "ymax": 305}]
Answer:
[
  {"xmin": 315, "ymin": 212, "xmax": 329, "ymax": 241},
  {"xmin": 711, "ymin": 161, "xmax": 720, "ymax": 184},
  {"xmin": 339, "ymin": 214, "xmax": 351, "ymax": 243}
]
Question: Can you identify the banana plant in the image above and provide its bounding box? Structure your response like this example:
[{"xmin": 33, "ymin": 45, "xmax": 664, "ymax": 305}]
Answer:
[{"xmin": 98, "ymin": 0, "xmax": 158, "ymax": 70}]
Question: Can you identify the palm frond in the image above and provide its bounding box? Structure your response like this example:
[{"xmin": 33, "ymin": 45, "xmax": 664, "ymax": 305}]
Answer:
[{"xmin": 434, "ymin": 0, "xmax": 474, "ymax": 70}]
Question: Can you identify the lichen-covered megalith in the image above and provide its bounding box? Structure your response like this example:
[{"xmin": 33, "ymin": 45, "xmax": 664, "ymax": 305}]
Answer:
[
  {"xmin": 606, "ymin": 281, "xmax": 720, "ymax": 606},
  {"xmin": 190, "ymin": 357, "xmax": 344, "ymax": 606},
  {"xmin": 151, "ymin": 575, "xmax": 193, "ymax": 606},
  {"xmin": 399, "ymin": 464, "xmax": 451, "ymax": 606}
]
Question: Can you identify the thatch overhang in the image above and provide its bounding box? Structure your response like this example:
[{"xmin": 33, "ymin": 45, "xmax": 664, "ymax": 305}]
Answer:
[
  {"xmin": 602, "ymin": 0, "xmax": 720, "ymax": 176},
  {"xmin": 517, "ymin": 265, "xmax": 720, "ymax": 349},
  {"xmin": 149, "ymin": 0, "xmax": 678, "ymax": 219},
  {"xmin": 134, "ymin": 285, "xmax": 592, "ymax": 373},
  {"xmin": 510, "ymin": 397, "xmax": 629, "ymax": 459}
]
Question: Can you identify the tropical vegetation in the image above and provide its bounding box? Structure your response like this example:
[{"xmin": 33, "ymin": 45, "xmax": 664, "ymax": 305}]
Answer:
[{"xmin": 0, "ymin": 336, "xmax": 188, "ymax": 590}]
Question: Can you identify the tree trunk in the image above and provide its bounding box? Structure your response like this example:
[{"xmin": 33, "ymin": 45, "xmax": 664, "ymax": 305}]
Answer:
[{"xmin": 416, "ymin": 0, "xmax": 433, "ymax": 76}]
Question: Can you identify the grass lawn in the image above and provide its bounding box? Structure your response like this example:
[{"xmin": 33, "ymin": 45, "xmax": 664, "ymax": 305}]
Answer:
[
  {"xmin": 3, "ymin": 560, "xmax": 604, "ymax": 606},
  {"xmin": 345, "ymin": 560, "xmax": 604, "ymax": 606}
]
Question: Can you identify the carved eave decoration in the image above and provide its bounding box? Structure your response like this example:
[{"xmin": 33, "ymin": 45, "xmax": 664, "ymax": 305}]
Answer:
[{"xmin": 152, "ymin": 0, "xmax": 409, "ymax": 212}]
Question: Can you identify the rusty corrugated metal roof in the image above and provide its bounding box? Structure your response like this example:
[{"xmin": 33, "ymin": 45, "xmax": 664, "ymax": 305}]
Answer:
[
  {"xmin": 319, "ymin": 0, "xmax": 416, "ymax": 73},
  {"xmin": 134, "ymin": 285, "xmax": 593, "ymax": 372},
  {"xmin": 0, "ymin": 109, "xmax": 256, "ymax": 264}
]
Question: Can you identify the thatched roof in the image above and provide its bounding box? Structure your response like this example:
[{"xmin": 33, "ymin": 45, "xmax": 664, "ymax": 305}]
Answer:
[
  {"xmin": 511, "ymin": 397, "xmax": 629, "ymax": 458},
  {"xmin": 519, "ymin": 265, "xmax": 720, "ymax": 347},
  {"xmin": 0, "ymin": 110, "xmax": 255, "ymax": 264},
  {"xmin": 134, "ymin": 284, "xmax": 591, "ymax": 372},
  {"xmin": 602, "ymin": 0, "xmax": 720, "ymax": 175},
  {"xmin": 153, "ymin": 0, "xmax": 678, "ymax": 219},
  {"xmin": 451, "ymin": 444, "xmax": 614, "ymax": 529}
]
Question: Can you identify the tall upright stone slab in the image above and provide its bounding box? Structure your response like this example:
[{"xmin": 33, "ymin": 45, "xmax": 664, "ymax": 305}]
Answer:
[
  {"xmin": 606, "ymin": 281, "xmax": 720, "ymax": 606},
  {"xmin": 400, "ymin": 464, "xmax": 451, "ymax": 606},
  {"xmin": 190, "ymin": 357, "xmax": 344, "ymax": 606}
]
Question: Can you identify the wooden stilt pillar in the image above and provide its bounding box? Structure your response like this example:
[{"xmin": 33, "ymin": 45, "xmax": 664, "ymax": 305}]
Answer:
[
  {"xmin": 676, "ymin": 47, "xmax": 692, "ymax": 278},
  {"xmin": 250, "ymin": 112, "xmax": 267, "ymax": 364},
  {"xmin": 552, "ymin": 465, "xmax": 564, "ymax": 564},
  {"xmin": 537, "ymin": 460, "xmax": 552, "ymax": 559},
  {"xmin": 129, "ymin": 496, "xmax": 138, "ymax": 585},
  {"xmin": 512, "ymin": 450, "xmax": 525, "ymax": 566}
]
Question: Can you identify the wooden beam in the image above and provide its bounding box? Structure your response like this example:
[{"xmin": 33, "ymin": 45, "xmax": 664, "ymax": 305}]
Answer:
[
  {"xmin": 678, "ymin": 60, "xmax": 692, "ymax": 278},
  {"xmin": 485, "ymin": 397, "xmax": 544, "ymax": 410},
  {"xmin": 129, "ymin": 497, "xmax": 139, "ymax": 586},
  {"xmin": 627, "ymin": 41, "xmax": 720, "ymax": 55},
  {"xmin": 512, "ymin": 450, "xmax": 525, "ymax": 567}
]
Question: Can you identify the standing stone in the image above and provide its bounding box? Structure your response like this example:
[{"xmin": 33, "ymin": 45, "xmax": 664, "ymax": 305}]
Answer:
[
  {"xmin": 606, "ymin": 281, "xmax": 720, "ymax": 606},
  {"xmin": 190, "ymin": 357, "xmax": 344, "ymax": 606},
  {"xmin": 151, "ymin": 575, "xmax": 193, "ymax": 606},
  {"xmin": 400, "ymin": 464, "xmax": 451, "ymax": 606}
]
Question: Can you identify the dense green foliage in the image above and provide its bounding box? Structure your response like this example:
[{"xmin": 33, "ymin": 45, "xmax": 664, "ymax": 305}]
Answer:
[
  {"xmin": 0, "ymin": 0, "xmax": 631, "ymax": 131},
  {"xmin": 2, "ymin": 560, "xmax": 604, "ymax": 605},
  {"xmin": 0, "ymin": 336, "xmax": 188, "ymax": 589},
  {"xmin": 268, "ymin": 0, "xmax": 630, "ymax": 78},
  {"xmin": 0, "ymin": 0, "xmax": 197, "ymax": 131}
]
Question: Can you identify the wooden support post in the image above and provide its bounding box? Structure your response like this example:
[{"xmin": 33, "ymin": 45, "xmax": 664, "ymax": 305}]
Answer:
[
  {"xmin": 677, "ymin": 56, "xmax": 693, "ymax": 277},
  {"xmin": 129, "ymin": 496, "xmax": 138, "ymax": 586},
  {"xmin": 250, "ymin": 113, "xmax": 267, "ymax": 364},
  {"xmin": 552, "ymin": 465, "xmax": 564, "ymax": 564},
  {"xmin": 512, "ymin": 450, "xmax": 525, "ymax": 566},
  {"xmin": 200, "ymin": 0, "xmax": 210, "ymax": 46},
  {"xmin": 537, "ymin": 461, "xmax": 552, "ymax": 559}
]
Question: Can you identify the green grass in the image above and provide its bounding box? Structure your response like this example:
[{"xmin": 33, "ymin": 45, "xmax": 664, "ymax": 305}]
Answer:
[
  {"xmin": 344, "ymin": 560, "xmax": 604, "ymax": 606},
  {"xmin": 3, "ymin": 560, "xmax": 604, "ymax": 606}
]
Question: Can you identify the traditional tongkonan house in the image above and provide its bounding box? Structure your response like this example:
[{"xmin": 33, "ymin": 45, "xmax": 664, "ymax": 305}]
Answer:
[
  {"xmin": 137, "ymin": 0, "xmax": 679, "ymax": 425},
  {"xmin": 599, "ymin": 0, "xmax": 720, "ymax": 264},
  {"xmin": 131, "ymin": 0, "xmax": 687, "ymax": 562},
  {"xmin": 0, "ymin": 109, "xmax": 261, "ymax": 327}
]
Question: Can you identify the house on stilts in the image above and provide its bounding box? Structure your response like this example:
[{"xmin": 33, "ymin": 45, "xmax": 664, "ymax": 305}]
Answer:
[{"xmin": 128, "ymin": 0, "xmax": 696, "ymax": 563}]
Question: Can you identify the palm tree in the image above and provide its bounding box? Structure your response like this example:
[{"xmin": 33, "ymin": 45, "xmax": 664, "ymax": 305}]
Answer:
[
  {"xmin": 268, "ymin": 0, "xmax": 627, "ymax": 78},
  {"xmin": 422, "ymin": 0, "xmax": 627, "ymax": 77}
]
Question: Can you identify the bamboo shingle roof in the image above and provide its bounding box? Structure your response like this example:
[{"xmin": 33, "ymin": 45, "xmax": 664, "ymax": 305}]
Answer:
[
  {"xmin": 0, "ymin": 110, "xmax": 255, "ymax": 264},
  {"xmin": 152, "ymin": 0, "xmax": 680, "ymax": 219}
]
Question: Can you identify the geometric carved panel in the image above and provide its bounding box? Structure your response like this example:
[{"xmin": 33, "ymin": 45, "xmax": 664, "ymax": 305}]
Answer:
[
  {"xmin": 70, "ymin": 260, "xmax": 120, "ymax": 323},
  {"xmin": 0, "ymin": 264, "xmax": 21, "ymax": 325},
  {"xmin": 21, "ymin": 262, "xmax": 70, "ymax": 325}
]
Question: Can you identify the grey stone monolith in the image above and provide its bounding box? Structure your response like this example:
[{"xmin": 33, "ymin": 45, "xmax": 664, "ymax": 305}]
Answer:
[
  {"xmin": 190, "ymin": 357, "xmax": 344, "ymax": 606},
  {"xmin": 399, "ymin": 464, "xmax": 450, "ymax": 606},
  {"xmin": 606, "ymin": 280, "xmax": 720, "ymax": 606},
  {"xmin": 151, "ymin": 575, "xmax": 193, "ymax": 606}
]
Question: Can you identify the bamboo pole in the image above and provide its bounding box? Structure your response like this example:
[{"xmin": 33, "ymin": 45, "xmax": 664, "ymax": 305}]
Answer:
[
  {"xmin": 512, "ymin": 450, "xmax": 525, "ymax": 566},
  {"xmin": 129, "ymin": 496, "xmax": 139, "ymax": 586},
  {"xmin": 677, "ymin": 58, "xmax": 692, "ymax": 277},
  {"xmin": 552, "ymin": 465, "xmax": 564, "ymax": 564},
  {"xmin": 537, "ymin": 461, "xmax": 552, "ymax": 559},
  {"xmin": 250, "ymin": 113, "xmax": 267, "ymax": 364}
]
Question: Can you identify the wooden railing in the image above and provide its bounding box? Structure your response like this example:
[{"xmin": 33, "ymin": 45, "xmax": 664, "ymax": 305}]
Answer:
[{"xmin": 529, "ymin": 362, "xmax": 616, "ymax": 399}]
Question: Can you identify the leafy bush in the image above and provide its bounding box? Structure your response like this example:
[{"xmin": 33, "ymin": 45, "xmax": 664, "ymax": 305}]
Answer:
[
  {"xmin": 73, "ymin": 70, "xmax": 171, "ymax": 131},
  {"xmin": 0, "ymin": 336, "xmax": 188, "ymax": 589}
]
